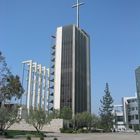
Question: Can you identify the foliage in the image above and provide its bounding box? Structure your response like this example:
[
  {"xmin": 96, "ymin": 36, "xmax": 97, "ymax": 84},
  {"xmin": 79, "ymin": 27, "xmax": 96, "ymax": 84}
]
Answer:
[
  {"xmin": 49, "ymin": 107, "xmax": 72, "ymax": 120},
  {"xmin": 1, "ymin": 75, "xmax": 24, "ymax": 101},
  {"xmin": 0, "ymin": 105, "xmax": 20, "ymax": 134},
  {"xmin": 3, "ymin": 130, "xmax": 45, "ymax": 138},
  {"xmin": 60, "ymin": 113, "xmax": 102, "ymax": 133},
  {"xmin": 77, "ymin": 128, "xmax": 89, "ymax": 133},
  {"xmin": 49, "ymin": 109, "xmax": 60, "ymax": 119},
  {"xmin": 0, "ymin": 51, "xmax": 10, "ymax": 104},
  {"xmin": 99, "ymin": 83, "xmax": 114, "ymax": 132},
  {"xmin": 91, "ymin": 114, "xmax": 101, "ymax": 128},
  {"xmin": 0, "ymin": 51, "xmax": 24, "ymax": 104},
  {"xmin": 0, "ymin": 51, "xmax": 24, "ymax": 135},
  {"xmin": 26, "ymin": 108, "xmax": 51, "ymax": 134},
  {"xmin": 0, "ymin": 51, "xmax": 10, "ymax": 79},
  {"xmin": 60, "ymin": 107, "xmax": 72, "ymax": 120},
  {"xmin": 73, "ymin": 112, "xmax": 92, "ymax": 130},
  {"xmin": 26, "ymin": 135, "xmax": 31, "ymax": 140},
  {"xmin": 54, "ymin": 138, "xmax": 58, "ymax": 140},
  {"xmin": 40, "ymin": 136, "xmax": 44, "ymax": 140},
  {"xmin": 60, "ymin": 128, "xmax": 73, "ymax": 133}
]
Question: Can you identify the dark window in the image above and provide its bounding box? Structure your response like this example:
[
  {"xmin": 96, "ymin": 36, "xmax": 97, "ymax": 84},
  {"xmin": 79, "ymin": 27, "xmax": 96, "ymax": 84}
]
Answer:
[
  {"xmin": 135, "ymin": 115, "xmax": 139, "ymax": 120},
  {"xmin": 116, "ymin": 116, "xmax": 123, "ymax": 122}
]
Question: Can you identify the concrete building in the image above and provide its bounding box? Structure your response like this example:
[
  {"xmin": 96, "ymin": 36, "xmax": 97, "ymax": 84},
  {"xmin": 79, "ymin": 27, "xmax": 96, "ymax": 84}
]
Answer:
[
  {"xmin": 53, "ymin": 24, "xmax": 91, "ymax": 116},
  {"xmin": 122, "ymin": 96, "xmax": 139, "ymax": 129},
  {"xmin": 135, "ymin": 66, "xmax": 140, "ymax": 124},
  {"xmin": 113, "ymin": 105, "xmax": 125, "ymax": 131},
  {"xmin": 113, "ymin": 95, "xmax": 139, "ymax": 131}
]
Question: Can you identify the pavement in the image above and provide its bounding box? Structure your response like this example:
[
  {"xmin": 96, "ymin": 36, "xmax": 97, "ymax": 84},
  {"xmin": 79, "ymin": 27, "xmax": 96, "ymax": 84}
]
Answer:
[{"xmin": 0, "ymin": 132, "xmax": 140, "ymax": 140}]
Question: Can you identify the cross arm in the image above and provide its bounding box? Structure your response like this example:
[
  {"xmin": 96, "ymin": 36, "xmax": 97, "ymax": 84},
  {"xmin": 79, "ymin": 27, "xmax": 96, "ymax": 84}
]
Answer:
[{"xmin": 72, "ymin": 2, "xmax": 85, "ymax": 8}]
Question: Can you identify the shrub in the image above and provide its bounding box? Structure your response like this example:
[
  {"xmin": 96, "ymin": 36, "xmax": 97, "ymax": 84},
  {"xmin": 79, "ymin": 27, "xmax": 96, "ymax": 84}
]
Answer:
[
  {"xmin": 54, "ymin": 138, "xmax": 58, "ymax": 140},
  {"xmin": 60, "ymin": 128, "xmax": 64, "ymax": 133},
  {"xmin": 5, "ymin": 134, "xmax": 14, "ymax": 138},
  {"xmin": 4, "ymin": 131, "xmax": 14, "ymax": 138},
  {"xmin": 40, "ymin": 136, "xmax": 44, "ymax": 140},
  {"xmin": 77, "ymin": 128, "xmax": 89, "ymax": 133},
  {"xmin": 60, "ymin": 128, "xmax": 73, "ymax": 133},
  {"xmin": 77, "ymin": 128, "xmax": 83, "ymax": 133},
  {"xmin": 26, "ymin": 135, "xmax": 31, "ymax": 140}
]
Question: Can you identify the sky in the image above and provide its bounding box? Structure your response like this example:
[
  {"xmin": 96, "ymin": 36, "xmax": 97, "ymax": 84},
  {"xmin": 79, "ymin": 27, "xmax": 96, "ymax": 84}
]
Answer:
[{"xmin": 0, "ymin": 0, "xmax": 140, "ymax": 114}]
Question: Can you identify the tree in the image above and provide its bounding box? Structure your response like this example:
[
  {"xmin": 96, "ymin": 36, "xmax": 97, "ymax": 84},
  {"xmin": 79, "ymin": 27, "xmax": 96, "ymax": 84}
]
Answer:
[
  {"xmin": 73, "ymin": 112, "xmax": 92, "ymax": 130},
  {"xmin": 0, "ymin": 51, "xmax": 24, "ymax": 134},
  {"xmin": 0, "ymin": 51, "xmax": 24, "ymax": 105},
  {"xmin": 0, "ymin": 105, "xmax": 20, "ymax": 134},
  {"xmin": 91, "ymin": 114, "xmax": 101, "ymax": 129},
  {"xmin": 26, "ymin": 108, "xmax": 51, "ymax": 135},
  {"xmin": 48, "ymin": 109, "xmax": 60, "ymax": 119},
  {"xmin": 99, "ymin": 83, "xmax": 114, "ymax": 132},
  {"xmin": 1, "ymin": 75, "xmax": 24, "ymax": 103},
  {"xmin": 59, "ymin": 107, "xmax": 72, "ymax": 129},
  {"xmin": 0, "ymin": 51, "xmax": 10, "ymax": 105},
  {"xmin": 60, "ymin": 107, "xmax": 72, "ymax": 120}
]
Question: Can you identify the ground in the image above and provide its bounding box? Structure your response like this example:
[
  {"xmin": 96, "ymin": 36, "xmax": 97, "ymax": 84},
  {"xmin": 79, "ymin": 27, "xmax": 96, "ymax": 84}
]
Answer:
[{"xmin": 1, "ymin": 132, "xmax": 140, "ymax": 140}]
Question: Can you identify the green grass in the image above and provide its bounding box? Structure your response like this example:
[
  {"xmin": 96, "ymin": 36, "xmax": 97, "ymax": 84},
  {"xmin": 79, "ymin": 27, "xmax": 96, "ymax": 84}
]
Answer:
[{"xmin": 4, "ymin": 130, "xmax": 45, "ymax": 138}]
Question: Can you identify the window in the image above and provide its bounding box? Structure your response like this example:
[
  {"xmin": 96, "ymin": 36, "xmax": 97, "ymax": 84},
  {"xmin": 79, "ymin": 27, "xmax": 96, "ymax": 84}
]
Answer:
[
  {"xmin": 135, "ymin": 115, "xmax": 139, "ymax": 120},
  {"xmin": 131, "ymin": 115, "xmax": 134, "ymax": 120},
  {"xmin": 131, "ymin": 107, "xmax": 135, "ymax": 111},
  {"xmin": 116, "ymin": 116, "xmax": 123, "ymax": 122}
]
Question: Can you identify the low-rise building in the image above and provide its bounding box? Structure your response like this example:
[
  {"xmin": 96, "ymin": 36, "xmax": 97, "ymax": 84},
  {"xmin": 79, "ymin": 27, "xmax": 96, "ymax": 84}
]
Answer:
[
  {"xmin": 122, "ymin": 96, "xmax": 139, "ymax": 130},
  {"xmin": 113, "ymin": 105, "xmax": 126, "ymax": 131}
]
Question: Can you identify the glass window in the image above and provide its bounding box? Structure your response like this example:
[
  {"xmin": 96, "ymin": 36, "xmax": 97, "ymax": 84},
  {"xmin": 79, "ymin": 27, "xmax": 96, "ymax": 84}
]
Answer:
[
  {"xmin": 116, "ymin": 116, "xmax": 123, "ymax": 122},
  {"xmin": 135, "ymin": 115, "xmax": 139, "ymax": 120},
  {"xmin": 131, "ymin": 115, "xmax": 134, "ymax": 120}
]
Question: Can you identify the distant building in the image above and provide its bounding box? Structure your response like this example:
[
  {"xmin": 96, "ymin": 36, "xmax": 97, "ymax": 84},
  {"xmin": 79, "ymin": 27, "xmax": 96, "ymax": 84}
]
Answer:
[
  {"xmin": 135, "ymin": 66, "xmax": 140, "ymax": 124},
  {"xmin": 113, "ymin": 105, "xmax": 125, "ymax": 131},
  {"xmin": 53, "ymin": 25, "xmax": 91, "ymax": 116},
  {"xmin": 113, "ymin": 95, "xmax": 139, "ymax": 131},
  {"xmin": 122, "ymin": 96, "xmax": 139, "ymax": 129}
]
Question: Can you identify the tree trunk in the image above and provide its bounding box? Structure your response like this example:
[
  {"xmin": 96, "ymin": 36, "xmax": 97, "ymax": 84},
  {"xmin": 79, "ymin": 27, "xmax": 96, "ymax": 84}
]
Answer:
[
  {"xmin": 35, "ymin": 126, "xmax": 41, "ymax": 135},
  {"xmin": 0, "ymin": 124, "xmax": 5, "ymax": 135}
]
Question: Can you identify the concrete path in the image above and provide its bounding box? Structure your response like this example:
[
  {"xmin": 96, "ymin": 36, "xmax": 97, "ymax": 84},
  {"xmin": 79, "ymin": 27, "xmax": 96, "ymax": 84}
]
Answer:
[{"xmin": 1, "ymin": 132, "xmax": 140, "ymax": 140}]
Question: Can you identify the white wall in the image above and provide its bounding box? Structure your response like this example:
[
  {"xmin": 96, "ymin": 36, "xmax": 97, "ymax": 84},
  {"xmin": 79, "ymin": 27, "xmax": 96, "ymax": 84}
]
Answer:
[
  {"xmin": 54, "ymin": 27, "xmax": 62, "ymax": 110},
  {"xmin": 10, "ymin": 119, "xmax": 63, "ymax": 132}
]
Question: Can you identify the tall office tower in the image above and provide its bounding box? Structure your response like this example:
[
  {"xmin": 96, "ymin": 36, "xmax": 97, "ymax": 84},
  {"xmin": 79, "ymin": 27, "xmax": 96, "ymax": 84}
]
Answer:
[
  {"xmin": 135, "ymin": 66, "xmax": 140, "ymax": 124},
  {"xmin": 53, "ymin": 24, "xmax": 91, "ymax": 116}
]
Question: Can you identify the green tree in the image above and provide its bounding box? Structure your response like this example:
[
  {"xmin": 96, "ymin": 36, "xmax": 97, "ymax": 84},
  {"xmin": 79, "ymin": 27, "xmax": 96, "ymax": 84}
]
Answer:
[
  {"xmin": 1, "ymin": 75, "xmax": 24, "ymax": 102},
  {"xmin": 49, "ymin": 109, "xmax": 60, "ymax": 119},
  {"xmin": 0, "ymin": 51, "xmax": 24, "ymax": 105},
  {"xmin": 0, "ymin": 51, "xmax": 10, "ymax": 105},
  {"xmin": 99, "ymin": 83, "xmax": 114, "ymax": 132},
  {"xmin": 26, "ymin": 108, "xmax": 51, "ymax": 135},
  {"xmin": 0, "ymin": 51, "xmax": 24, "ymax": 134},
  {"xmin": 59, "ymin": 107, "xmax": 72, "ymax": 129},
  {"xmin": 91, "ymin": 114, "xmax": 101, "ymax": 129},
  {"xmin": 60, "ymin": 107, "xmax": 72, "ymax": 120},
  {"xmin": 73, "ymin": 112, "xmax": 92, "ymax": 130},
  {"xmin": 0, "ymin": 105, "xmax": 20, "ymax": 134}
]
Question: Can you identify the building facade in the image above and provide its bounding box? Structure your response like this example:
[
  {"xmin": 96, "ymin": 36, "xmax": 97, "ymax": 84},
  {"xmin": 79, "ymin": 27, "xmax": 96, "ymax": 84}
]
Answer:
[
  {"xmin": 53, "ymin": 25, "xmax": 91, "ymax": 116},
  {"xmin": 135, "ymin": 66, "xmax": 140, "ymax": 124},
  {"xmin": 113, "ymin": 105, "xmax": 125, "ymax": 131},
  {"xmin": 122, "ymin": 96, "xmax": 139, "ymax": 129}
]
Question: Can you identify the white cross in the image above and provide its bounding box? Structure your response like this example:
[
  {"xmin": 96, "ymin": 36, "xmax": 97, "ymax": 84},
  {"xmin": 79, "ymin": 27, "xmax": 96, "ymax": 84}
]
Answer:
[{"xmin": 72, "ymin": 0, "xmax": 85, "ymax": 28}]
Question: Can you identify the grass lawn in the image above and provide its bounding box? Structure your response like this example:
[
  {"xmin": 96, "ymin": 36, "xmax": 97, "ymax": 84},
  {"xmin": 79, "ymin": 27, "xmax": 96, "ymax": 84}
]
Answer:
[{"xmin": 3, "ymin": 130, "xmax": 45, "ymax": 138}]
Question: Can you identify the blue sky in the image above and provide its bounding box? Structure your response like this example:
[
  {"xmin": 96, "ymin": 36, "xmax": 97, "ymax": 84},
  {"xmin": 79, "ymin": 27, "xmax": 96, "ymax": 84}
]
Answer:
[{"xmin": 0, "ymin": 0, "xmax": 140, "ymax": 114}]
